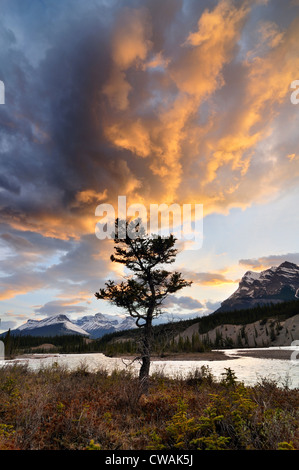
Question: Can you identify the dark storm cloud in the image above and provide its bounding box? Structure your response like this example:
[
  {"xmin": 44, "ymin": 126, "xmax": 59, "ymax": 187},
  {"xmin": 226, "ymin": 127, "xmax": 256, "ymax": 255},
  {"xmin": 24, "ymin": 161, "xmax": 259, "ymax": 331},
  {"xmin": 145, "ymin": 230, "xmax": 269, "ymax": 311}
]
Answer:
[
  {"xmin": 1, "ymin": 12, "xmax": 108, "ymax": 201},
  {"xmin": 0, "ymin": 225, "xmax": 70, "ymax": 254},
  {"xmin": 0, "ymin": 0, "xmax": 243, "ymax": 231},
  {"xmin": 205, "ymin": 300, "xmax": 221, "ymax": 312},
  {"xmin": 0, "ymin": 319, "xmax": 19, "ymax": 331},
  {"xmin": 34, "ymin": 300, "xmax": 90, "ymax": 317},
  {"xmin": 1, "ymin": 0, "xmax": 299, "ymax": 235},
  {"xmin": 0, "ymin": 174, "xmax": 20, "ymax": 194},
  {"xmin": 0, "ymin": 222, "xmax": 115, "ymax": 300},
  {"xmin": 0, "ymin": 0, "xmax": 174, "ymax": 232},
  {"xmin": 239, "ymin": 253, "xmax": 299, "ymax": 270},
  {"xmin": 45, "ymin": 234, "xmax": 113, "ymax": 292},
  {"xmin": 165, "ymin": 294, "xmax": 203, "ymax": 310},
  {"xmin": 0, "ymin": 0, "xmax": 198, "ymax": 242},
  {"xmin": 0, "ymin": 3, "xmax": 126, "ymax": 237},
  {"xmin": 1, "ymin": 0, "xmax": 299, "ymax": 322}
]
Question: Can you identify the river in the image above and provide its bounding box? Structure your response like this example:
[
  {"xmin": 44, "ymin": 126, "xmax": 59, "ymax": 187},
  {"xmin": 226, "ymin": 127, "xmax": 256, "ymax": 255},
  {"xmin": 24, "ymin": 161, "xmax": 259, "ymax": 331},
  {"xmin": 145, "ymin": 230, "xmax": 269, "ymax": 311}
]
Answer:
[{"xmin": 1, "ymin": 346, "xmax": 299, "ymax": 389}]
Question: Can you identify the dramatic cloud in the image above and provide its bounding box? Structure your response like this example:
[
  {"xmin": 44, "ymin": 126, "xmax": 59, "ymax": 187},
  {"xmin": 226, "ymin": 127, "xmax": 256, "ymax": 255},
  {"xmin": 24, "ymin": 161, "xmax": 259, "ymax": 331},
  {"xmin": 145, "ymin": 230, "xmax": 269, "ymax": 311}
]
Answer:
[
  {"xmin": 239, "ymin": 253, "xmax": 299, "ymax": 270},
  {"xmin": 0, "ymin": 226, "xmax": 115, "ymax": 301},
  {"xmin": 0, "ymin": 311, "xmax": 27, "ymax": 331},
  {"xmin": 1, "ymin": 0, "xmax": 299, "ymax": 328},
  {"xmin": 34, "ymin": 299, "xmax": 90, "ymax": 318},
  {"xmin": 164, "ymin": 295, "xmax": 203, "ymax": 310},
  {"xmin": 182, "ymin": 270, "xmax": 235, "ymax": 286},
  {"xmin": 2, "ymin": 0, "xmax": 299, "ymax": 232}
]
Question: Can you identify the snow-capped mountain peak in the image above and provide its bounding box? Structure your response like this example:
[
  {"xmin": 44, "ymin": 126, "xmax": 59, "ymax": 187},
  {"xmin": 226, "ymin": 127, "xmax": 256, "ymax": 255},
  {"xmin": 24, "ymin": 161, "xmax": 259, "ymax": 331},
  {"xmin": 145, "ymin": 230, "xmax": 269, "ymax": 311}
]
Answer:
[
  {"xmin": 217, "ymin": 261, "xmax": 299, "ymax": 313},
  {"xmin": 5, "ymin": 312, "xmax": 137, "ymax": 339},
  {"xmin": 75, "ymin": 313, "xmax": 136, "ymax": 338},
  {"xmin": 12, "ymin": 314, "xmax": 89, "ymax": 337},
  {"xmin": 115, "ymin": 316, "xmax": 136, "ymax": 331},
  {"xmin": 243, "ymin": 271, "xmax": 261, "ymax": 283}
]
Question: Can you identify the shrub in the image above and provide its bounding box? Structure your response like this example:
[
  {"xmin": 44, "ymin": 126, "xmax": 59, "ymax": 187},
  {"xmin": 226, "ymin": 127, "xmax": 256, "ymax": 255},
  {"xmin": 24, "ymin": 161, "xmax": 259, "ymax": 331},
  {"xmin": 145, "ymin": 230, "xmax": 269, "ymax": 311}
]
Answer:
[
  {"xmin": 85, "ymin": 439, "xmax": 101, "ymax": 450},
  {"xmin": 186, "ymin": 365, "xmax": 215, "ymax": 387},
  {"xmin": 0, "ymin": 363, "xmax": 298, "ymax": 450},
  {"xmin": 277, "ymin": 441, "xmax": 295, "ymax": 450}
]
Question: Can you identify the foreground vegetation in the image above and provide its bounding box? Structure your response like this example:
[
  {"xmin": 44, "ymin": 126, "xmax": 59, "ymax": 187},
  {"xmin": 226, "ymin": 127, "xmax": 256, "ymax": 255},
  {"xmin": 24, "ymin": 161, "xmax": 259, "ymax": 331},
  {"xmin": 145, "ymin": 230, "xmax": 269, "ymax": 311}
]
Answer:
[{"xmin": 0, "ymin": 363, "xmax": 298, "ymax": 450}]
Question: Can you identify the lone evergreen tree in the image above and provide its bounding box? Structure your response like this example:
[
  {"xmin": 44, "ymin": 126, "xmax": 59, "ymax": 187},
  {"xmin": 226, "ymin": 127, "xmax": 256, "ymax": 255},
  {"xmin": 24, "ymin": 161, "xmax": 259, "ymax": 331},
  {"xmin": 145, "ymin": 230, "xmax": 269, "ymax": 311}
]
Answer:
[{"xmin": 95, "ymin": 219, "xmax": 192, "ymax": 393}]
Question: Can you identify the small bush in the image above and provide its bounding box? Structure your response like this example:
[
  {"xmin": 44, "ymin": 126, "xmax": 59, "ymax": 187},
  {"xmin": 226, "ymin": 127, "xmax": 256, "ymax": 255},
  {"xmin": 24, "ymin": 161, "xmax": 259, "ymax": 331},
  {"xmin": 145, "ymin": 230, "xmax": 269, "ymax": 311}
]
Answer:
[
  {"xmin": 0, "ymin": 364, "xmax": 298, "ymax": 450},
  {"xmin": 277, "ymin": 441, "xmax": 295, "ymax": 450}
]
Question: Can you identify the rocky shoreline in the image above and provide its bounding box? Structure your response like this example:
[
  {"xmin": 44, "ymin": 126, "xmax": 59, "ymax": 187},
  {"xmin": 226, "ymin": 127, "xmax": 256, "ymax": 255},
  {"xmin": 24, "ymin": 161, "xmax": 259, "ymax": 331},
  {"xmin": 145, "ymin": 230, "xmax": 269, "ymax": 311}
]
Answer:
[
  {"xmin": 231, "ymin": 348, "xmax": 298, "ymax": 361},
  {"xmin": 6, "ymin": 347, "xmax": 298, "ymax": 363},
  {"xmin": 117, "ymin": 347, "xmax": 299, "ymax": 362}
]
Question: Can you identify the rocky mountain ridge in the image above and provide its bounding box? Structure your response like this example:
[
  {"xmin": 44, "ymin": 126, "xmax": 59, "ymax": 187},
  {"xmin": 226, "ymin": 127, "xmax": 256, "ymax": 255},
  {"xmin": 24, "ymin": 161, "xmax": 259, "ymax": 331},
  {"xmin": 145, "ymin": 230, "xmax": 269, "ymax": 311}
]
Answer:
[
  {"xmin": 216, "ymin": 261, "xmax": 299, "ymax": 313},
  {"xmin": 3, "ymin": 313, "xmax": 137, "ymax": 339},
  {"xmin": 177, "ymin": 313, "xmax": 299, "ymax": 348}
]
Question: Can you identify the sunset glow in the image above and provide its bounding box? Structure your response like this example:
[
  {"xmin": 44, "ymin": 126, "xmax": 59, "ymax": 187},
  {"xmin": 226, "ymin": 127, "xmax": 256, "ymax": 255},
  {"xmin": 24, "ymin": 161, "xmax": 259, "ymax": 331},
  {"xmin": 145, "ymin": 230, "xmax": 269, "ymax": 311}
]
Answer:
[{"xmin": 1, "ymin": 0, "xmax": 299, "ymax": 330}]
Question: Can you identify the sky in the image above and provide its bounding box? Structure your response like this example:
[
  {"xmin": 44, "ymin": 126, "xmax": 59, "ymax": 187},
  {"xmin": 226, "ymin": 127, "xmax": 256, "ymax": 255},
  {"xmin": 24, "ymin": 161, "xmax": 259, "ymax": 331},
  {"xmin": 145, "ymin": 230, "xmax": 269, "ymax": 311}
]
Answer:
[{"xmin": 1, "ymin": 0, "xmax": 299, "ymax": 332}]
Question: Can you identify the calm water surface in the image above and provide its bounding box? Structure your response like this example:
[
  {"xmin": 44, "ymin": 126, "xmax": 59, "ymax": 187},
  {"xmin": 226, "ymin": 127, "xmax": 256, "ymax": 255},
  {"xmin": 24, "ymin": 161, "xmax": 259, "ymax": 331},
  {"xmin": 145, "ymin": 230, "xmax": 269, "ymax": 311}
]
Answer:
[{"xmin": 1, "ymin": 346, "xmax": 299, "ymax": 389}]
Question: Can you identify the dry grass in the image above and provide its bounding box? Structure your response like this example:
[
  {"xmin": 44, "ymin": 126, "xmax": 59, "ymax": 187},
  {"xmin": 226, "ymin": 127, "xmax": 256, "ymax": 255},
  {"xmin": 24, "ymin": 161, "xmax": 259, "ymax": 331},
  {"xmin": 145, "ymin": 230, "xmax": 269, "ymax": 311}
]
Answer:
[{"xmin": 0, "ymin": 363, "xmax": 298, "ymax": 450}]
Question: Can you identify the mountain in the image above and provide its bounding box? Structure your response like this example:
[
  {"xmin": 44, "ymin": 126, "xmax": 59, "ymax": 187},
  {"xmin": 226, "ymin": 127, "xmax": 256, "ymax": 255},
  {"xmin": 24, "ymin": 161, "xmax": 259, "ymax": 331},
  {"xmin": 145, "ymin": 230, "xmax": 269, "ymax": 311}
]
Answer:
[
  {"xmin": 116, "ymin": 316, "xmax": 137, "ymax": 331},
  {"xmin": 75, "ymin": 313, "xmax": 136, "ymax": 339},
  {"xmin": 176, "ymin": 310, "xmax": 299, "ymax": 348},
  {"xmin": 2, "ymin": 313, "xmax": 137, "ymax": 339},
  {"xmin": 216, "ymin": 261, "xmax": 299, "ymax": 313},
  {"xmin": 8, "ymin": 314, "xmax": 89, "ymax": 337},
  {"xmin": 75, "ymin": 313, "xmax": 118, "ymax": 338}
]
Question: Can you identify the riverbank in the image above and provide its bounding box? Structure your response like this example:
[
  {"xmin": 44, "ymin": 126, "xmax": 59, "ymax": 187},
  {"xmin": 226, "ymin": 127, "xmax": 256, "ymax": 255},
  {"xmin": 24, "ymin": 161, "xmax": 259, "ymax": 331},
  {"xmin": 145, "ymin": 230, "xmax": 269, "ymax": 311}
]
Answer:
[
  {"xmin": 10, "ymin": 347, "xmax": 297, "ymax": 362},
  {"xmin": 114, "ymin": 347, "xmax": 298, "ymax": 362},
  {"xmin": 230, "ymin": 348, "xmax": 298, "ymax": 361},
  {"xmin": 114, "ymin": 350, "xmax": 233, "ymax": 362}
]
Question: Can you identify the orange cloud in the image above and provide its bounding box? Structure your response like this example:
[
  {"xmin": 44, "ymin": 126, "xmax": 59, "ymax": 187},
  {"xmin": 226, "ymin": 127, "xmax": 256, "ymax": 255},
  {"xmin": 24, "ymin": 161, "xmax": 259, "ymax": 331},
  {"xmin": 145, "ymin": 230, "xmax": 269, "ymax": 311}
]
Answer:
[
  {"xmin": 111, "ymin": 7, "xmax": 152, "ymax": 70},
  {"xmin": 288, "ymin": 153, "xmax": 299, "ymax": 161},
  {"xmin": 0, "ymin": 279, "xmax": 45, "ymax": 301},
  {"xmin": 102, "ymin": 69, "xmax": 132, "ymax": 111},
  {"xmin": 102, "ymin": 7, "xmax": 152, "ymax": 111},
  {"xmin": 4, "ymin": 1, "xmax": 299, "ymax": 246},
  {"xmin": 103, "ymin": 1, "xmax": 253, "ymax": 205},
  {"xmin": 105, "ymin": 119, "xmax": 151, "ymax": 158},
  {"xmin": 183, "ymin": 270, "xmax": 235, "ymax": 287},
  {"xmin": 170, "ymin": 0, "xmax": 250, "ymax": 98},
  {"xmin": 177, "ymin": 11, "xmax": 299, "ymax": 215},
  {"xmin": 73, "ymin": 189, "xmax": 108, "ymax": 206},
  {"xmin": 239, "ymin": 253, "xmax": 299, "ymax": 271}
]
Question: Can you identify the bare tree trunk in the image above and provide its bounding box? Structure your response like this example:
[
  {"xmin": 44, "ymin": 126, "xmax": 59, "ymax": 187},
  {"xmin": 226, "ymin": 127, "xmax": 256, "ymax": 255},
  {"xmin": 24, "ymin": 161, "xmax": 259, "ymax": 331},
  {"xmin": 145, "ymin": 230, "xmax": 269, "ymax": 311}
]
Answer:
[{"xmin": 139, "ymin": 318, "xmax": 152, "ymax": 394}]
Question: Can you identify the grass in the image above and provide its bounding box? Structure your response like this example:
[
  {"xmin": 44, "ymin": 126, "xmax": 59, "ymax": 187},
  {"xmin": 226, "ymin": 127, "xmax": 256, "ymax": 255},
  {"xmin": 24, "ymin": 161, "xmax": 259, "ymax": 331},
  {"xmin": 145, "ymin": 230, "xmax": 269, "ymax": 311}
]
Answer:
[{"xmin": 0, "ymin": 363, "xmax": 298, "ymax": 450}]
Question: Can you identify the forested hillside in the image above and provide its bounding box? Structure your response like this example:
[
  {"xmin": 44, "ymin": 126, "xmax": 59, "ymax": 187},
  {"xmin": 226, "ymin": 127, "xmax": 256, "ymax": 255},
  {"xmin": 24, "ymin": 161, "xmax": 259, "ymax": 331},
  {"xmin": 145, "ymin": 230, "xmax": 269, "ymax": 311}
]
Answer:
[{"xmin": 3, "ymin": 299, "xmax": 299, "ymax": 358}]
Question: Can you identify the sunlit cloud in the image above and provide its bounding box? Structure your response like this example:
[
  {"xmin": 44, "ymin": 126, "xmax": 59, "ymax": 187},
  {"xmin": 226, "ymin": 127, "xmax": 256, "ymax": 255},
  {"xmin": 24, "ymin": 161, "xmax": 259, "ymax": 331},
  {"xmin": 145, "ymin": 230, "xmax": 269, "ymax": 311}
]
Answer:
[
  {"xmin": 182, "ymin": 270, "xmax": 236, "ymax": 287},
  {"xmin": 1, "ymin": 0, "xmax": 299, "ymax": 328},
  {"xmin": 34, "ymin": 299, "xmax": 90, "ymax": 318},
  {"xmin": 239, "ymin": 253, "xmax": 299, "ymax": 270}
]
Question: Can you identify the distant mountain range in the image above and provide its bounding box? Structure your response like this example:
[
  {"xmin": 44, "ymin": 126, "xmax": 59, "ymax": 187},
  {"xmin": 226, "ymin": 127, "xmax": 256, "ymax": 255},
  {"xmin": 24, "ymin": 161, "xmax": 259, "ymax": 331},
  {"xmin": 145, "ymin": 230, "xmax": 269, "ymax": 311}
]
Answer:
[
  {"xmin": 2, "ymin": 313, "xmax": 137, "ymax": 339},
  {"xmin": 216, "ymin": 261, "xmax": 299, "ymax": 313},
  {"xmin": 75, "ymin": 313, "xmax": 136, "ymax": 338},
  {"xmin": 3, "ymin": 261, "xmax": 299, "ymax": 340}
]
